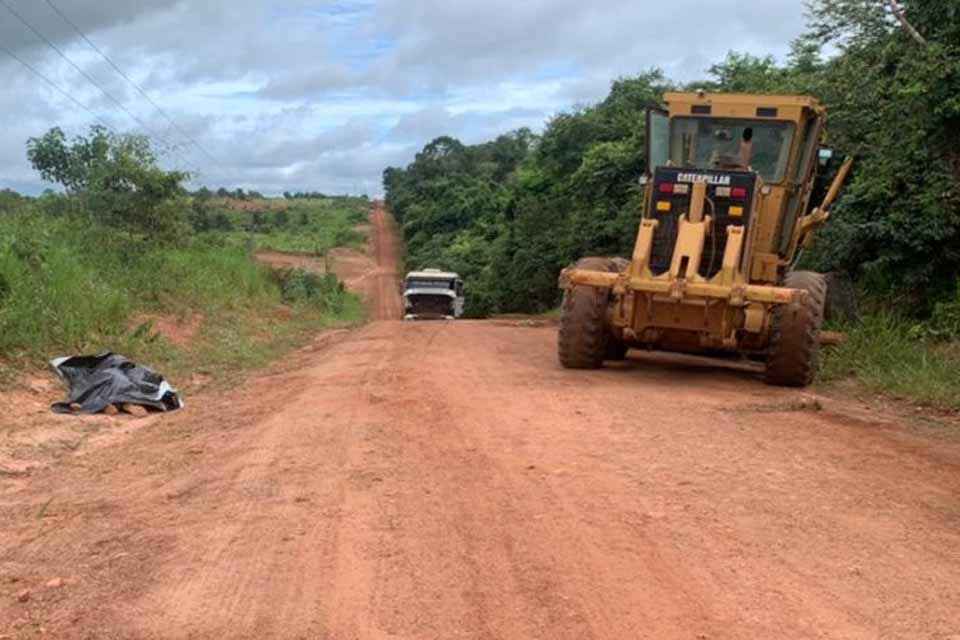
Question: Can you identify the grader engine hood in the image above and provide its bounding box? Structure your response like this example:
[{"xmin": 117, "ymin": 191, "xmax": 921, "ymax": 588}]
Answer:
[{"xmin": 649, "ymin": 167, "xmax": 759, "ymax": 278}]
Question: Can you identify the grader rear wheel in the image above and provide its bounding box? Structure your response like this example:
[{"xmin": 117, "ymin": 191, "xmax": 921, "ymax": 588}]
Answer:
[
  {"xmin": 558, "ymin": 257, "xmax": 622, "ymax": 369},
  {"xmin": 764, "ymin": 271, "xmax": 827, "ymax": 387}
]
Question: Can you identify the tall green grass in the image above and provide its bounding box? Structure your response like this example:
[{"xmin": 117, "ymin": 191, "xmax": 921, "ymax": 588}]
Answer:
[
  {"xmin": 217, "ymin": 198, "xmax": 368, "ymax": 254},
  {"xmin": 0, "ymin": 205, "xmax": 363, "ymax": 377},
  {"xmin": 118, "ymin": 241, "xmax": 276, "ymax": 313},
  {"xmin": 820, "ymin": 314, "xmax": 960, "ymax": 409},
  {"xmin": 0, "ymin": 235, "xmax": 129, "ymax": 353}
]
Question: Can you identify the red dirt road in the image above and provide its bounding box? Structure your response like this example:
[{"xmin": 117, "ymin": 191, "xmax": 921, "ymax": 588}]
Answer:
[
  {"xmin": 365, "ymin": 202, "xmax": 403, "ymax": 321},
  {"xmin": 2, "ymin": 206, "xmax": 960, "ymax": 639}
]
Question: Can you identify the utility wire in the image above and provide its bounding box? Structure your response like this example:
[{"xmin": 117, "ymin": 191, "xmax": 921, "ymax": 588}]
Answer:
[
  {"xmin": 0, "ymin": 0, "xmax": 198, "ymax": 174},
  {"xmin": 42, "ymin": 0, "xmax": 224, "ymax": 169},
  {"xmin": 0, "ymin": 41, "xmax": 117, "ymax": 133},
  {"xmin": 0, "ymin": 42, "xmax": 203, "ymax": 181}
]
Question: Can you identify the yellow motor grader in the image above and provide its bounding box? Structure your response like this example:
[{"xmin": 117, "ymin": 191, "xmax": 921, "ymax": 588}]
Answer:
[{"xmin": 558, "ymin": 92, "xmax": 852, "ymax": 386}]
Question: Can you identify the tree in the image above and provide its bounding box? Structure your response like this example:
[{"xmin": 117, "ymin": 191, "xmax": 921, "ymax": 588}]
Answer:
[
  {"xmin": 189, "ymin": 198, "xmax": 213, "ymax": 233},
  {"xmin": 249, "ymin": 210, "xmax": 267, "ymax": 233},
  {"xmin": 705, "ymin": 53, "xmax": 788, "ymax": 93},
  {"xmin": 802, "ymin": 0, "xmax": 960, "ymax": 304},
  {"xmin": 806, "ymin": 0, "xmax": 943, "ymax": 48},
  {"xmin": 886, "ymin": 0, "xmax": 928, "ymax": 45},
  {"xmin": 27, "ymin": 126, "xmax": 190, "ymax": 242},
  {"xmin": 211, "ymin": 212, "xmax": 233, "ymax": 232},
  {"xmin": 384, "ymin": 7, "xmax": 960, "ymax": 317},
  {"xmin": 27, "ymin": 126, "xmax": 110, "ymax": 193}
]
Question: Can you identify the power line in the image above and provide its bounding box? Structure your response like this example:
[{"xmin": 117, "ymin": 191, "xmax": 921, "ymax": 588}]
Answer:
[
  {"xmin": 0, "ymin": 0, "xmax": 198, "ymax": 173},
  {"xmin": 0, "ymin": 41, "xmax": 116, "ymax": 133},
  {"xmin": 0, "ymin": 44, "xmax": 203, "ymax": 181},
  {"xmin": 41, "ymin": 0, "xmax": 224, "ymax": 170}
]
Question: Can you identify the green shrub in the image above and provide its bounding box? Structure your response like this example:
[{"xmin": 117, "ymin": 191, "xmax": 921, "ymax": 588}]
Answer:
[
  {"xmin": 0, "ymin": 208, "xmax": 281, "ymax": 357},
  {"xmin": 233, "ymin": 197, "xmax": 369, "ymax": 254},
  {"xmin": 278, "ymin": 269, "xmax": 348, "ymax": 311},
  {"xmin": 0, "ymin": 230, "xmax": 131, "ymax": 354},
  {"xmin": 118, "ymin": 244, "xmax": 276, "ymax": 312},
  {"xmin": 924, "ymin": 297, "xmax": 960, "ymax": 341},
  {"xmin": 820, "ymin": 313, "xmax": 960, "ymax": 409}
]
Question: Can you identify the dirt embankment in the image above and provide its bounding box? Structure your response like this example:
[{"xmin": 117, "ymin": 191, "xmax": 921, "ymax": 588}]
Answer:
[
  {"xmin": 0, "ymin": 210, "xmax": 382, "ymax": 483},
  {"xmin": 2, "ymin": 204, "xmax": 960, "ymax": 639}
]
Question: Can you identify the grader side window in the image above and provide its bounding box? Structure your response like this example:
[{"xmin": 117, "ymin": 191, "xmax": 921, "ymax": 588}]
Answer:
[
  {"xmin": 670, "ymin": 117, "xmax": 796, "ymax": 183},
  {"xmin": 792, "ymin": 116, "xmax": 822, "ymax": 184},
  {"xmin": 646, "ymin": 108, "xmax": 670, "ymax": 173}
]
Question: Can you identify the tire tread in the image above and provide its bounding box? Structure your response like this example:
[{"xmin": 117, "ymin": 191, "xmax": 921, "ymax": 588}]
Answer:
[
  {"xmin": 558, "ymin": 257, "xmax": 619, "ymax": 369},
  {"xmin": 764, "ymin": 271, "xmax": 826, "ymax": 387}
]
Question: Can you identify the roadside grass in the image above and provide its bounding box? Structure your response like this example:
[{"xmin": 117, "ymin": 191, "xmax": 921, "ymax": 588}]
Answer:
[
  {"xmin": 113, "ymin": 298, "xmax": 366, "ymax": 392},
  {"xmin": 217, "ymin": 198, "xmax": 368, "ymax": 254},
  {"xmin": 820, "ymin": 314, "xmax": 960, "ymax": 410},
  {"xmin": 0, "ymin": 203, "xmax": 366, "ymax": 393},
  {"xmin": 541, "ymin": 307, "xmax": 562, "ymax": 321}
]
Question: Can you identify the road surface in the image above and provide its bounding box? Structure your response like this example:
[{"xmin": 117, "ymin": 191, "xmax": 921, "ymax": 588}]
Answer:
[
  {"xmin": 1, "ymin": 204, "xmax": 959, "ymax": 639},
  {"xmin": 364, "ymin": 203, "xmax": 403, "ymax": 321}
]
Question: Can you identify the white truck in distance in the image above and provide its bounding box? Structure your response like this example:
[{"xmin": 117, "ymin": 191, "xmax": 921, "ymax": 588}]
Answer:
[{"xmin": 402, "ymin": 269, "xmax": 465, "ymax": 320}]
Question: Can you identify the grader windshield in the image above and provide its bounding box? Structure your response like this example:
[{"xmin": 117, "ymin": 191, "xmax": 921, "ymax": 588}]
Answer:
[{"xmin": 670, "ymin": 118, "xmax": 796, "ymax": 183}]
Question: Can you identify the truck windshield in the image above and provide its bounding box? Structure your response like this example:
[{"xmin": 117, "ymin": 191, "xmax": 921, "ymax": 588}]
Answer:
[
  {"xmin": 407, "ymin": 278, "xmax": 455, "ymax": 291},
  {"xmin": 670, "ymin": 118, "xmax": 795, "ymax": 183}
]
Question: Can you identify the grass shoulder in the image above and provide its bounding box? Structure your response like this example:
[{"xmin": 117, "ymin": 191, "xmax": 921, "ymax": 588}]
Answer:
[
  {"xmin": 0, "ymin": 199, "xmax": 368, "ymax": 396},
  {"xmin": 819, "ymin": 314, "xmax": 960, "ymax": 412},
  {"xmin": 210, "ymin": 197, "xmax": 368, "ymax": 255}
]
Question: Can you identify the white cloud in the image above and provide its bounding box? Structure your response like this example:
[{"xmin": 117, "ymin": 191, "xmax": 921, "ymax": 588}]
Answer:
[{"xmin": 1, "ymin": 0, "xmax": 809, "ymax": 196}]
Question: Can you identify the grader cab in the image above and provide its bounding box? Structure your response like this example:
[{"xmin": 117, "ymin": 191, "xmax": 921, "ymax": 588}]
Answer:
[{"xmin": 558, "ymin": 92, "xmax": 852, "ymax": 386}]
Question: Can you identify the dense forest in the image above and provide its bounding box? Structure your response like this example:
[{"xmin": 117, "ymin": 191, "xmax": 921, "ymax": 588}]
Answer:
[{"xmin": 384, "ymin": 1, "xmax": 960, "ymax": 329}]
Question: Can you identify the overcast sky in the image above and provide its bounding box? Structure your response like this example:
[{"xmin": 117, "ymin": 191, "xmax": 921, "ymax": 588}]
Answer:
[{"xmin": 0, "ymin": 0, "xmax": 809, "ymax": 196}]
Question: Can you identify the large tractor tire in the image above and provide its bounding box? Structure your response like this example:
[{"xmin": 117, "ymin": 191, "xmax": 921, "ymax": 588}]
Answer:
[
  {"xmin": 764, "ymin": 271, "xmax": 827, "ymax": 387},
  {"xmin": 559, "ymin": 257, "xmax": 622, "ymax": 369}
]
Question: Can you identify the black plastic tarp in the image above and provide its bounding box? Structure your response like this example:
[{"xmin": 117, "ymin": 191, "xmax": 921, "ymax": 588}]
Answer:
[{"xmin": 50, "ymin": 353, "xmax": 183, "ymax": 415}]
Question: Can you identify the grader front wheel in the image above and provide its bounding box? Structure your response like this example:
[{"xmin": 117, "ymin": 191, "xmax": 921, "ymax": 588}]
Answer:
[
  {"xmin": 558, "ymin": 285, "xmax": 609, "ymax": 369},
  {"xmin": 764, "ymin": 271, "xmax": 827, "ymax": 387},
  {"xmin": 558, "ymin": 257, "xmax": 620, "ymax": 369}
]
